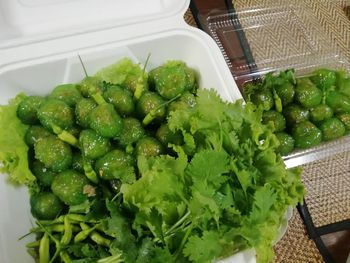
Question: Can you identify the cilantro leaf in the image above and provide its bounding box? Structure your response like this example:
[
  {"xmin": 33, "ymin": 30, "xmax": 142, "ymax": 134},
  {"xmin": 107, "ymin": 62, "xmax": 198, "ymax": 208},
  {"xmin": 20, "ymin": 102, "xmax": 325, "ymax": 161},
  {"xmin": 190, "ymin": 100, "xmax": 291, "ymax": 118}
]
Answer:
[
  {"xmin": 183, "ymin": 231, "xmax": 222, "ymax": 263},
  {"xmin": 186, "ymin": 149, "xmax": 230, "ymax": 188}
]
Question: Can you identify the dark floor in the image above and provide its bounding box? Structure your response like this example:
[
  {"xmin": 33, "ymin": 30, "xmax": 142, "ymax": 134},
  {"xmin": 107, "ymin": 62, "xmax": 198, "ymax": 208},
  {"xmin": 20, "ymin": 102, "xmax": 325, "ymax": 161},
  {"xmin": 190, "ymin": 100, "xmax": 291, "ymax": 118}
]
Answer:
[{"xmin": 322, "ymin": 230, "xmax": 350, "ymax": 263}]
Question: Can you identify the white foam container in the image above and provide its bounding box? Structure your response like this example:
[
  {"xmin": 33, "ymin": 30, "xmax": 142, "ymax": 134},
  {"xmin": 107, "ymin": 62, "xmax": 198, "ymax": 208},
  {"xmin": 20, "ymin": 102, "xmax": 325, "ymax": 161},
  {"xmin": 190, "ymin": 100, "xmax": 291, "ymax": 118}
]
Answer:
[{"xmin": 0, "ymin": 0, "xmax": 263, "ymax": 262}]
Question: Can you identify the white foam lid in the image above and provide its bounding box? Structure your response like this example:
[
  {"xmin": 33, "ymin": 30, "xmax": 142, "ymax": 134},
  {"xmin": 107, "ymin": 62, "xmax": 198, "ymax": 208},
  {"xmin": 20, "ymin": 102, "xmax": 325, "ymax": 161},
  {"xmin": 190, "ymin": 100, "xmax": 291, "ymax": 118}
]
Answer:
[{"xmin": 0, "ymin": 0, "xmax": 189, "ymax": 49}]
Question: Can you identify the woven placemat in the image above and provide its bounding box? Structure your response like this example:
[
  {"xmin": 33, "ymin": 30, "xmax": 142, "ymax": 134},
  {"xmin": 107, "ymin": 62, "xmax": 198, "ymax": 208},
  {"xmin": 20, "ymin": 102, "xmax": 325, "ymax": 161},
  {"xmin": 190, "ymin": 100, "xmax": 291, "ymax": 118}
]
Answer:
[
  {"xmin": 302, "ymin": 151, "xmax": 350, "ymax": 227},
  {"xmin": 273, "ymin": 209, "xmax": 324, "ymax": 263},
  {"xmin": 184, "ymin": 9, "xmax": 197, "ymax": 28},
  {"xmin": 233, "ymin": 0, "xmax": 350, "ymax": 63}
]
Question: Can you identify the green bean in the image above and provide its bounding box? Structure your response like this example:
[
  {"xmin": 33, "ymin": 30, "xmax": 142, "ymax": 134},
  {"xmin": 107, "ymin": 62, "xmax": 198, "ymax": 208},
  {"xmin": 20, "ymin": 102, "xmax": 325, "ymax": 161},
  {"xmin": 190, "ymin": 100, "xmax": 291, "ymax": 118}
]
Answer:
[
  {"xmin": 66, "ymin": 214, "xmax": 97, "ymax": 223},
  {"xmin": 73, "ymin": 223, "xmax": 94, "ymax": 243},
  {"xmin": 60, "ymin": 217, "xmax": 72, "ymax": 245},
  {"xmin": 60, "ymin": 251, "xmax": 72, "ymax": 263},
  {"xmin": 90, "ymin": 231, "xmax": 111, "ymax": 247},
  {"xmin": 39, "ymin": 215, "xmax": 65, "ymax": 225},
  {"xmin": 80, "ymin": 222, "xmax": 90, "ymax": 231},
  {"xmin": 26, "ymin": 240, "xmax": 41, "ymax": 248},
  {"xmin": 39, "ymin": 232, "xmax": 50, "ymax": 263},
  {"xmin": 95, "ymin": 223, "xmax": 105, "ymax": 233}
]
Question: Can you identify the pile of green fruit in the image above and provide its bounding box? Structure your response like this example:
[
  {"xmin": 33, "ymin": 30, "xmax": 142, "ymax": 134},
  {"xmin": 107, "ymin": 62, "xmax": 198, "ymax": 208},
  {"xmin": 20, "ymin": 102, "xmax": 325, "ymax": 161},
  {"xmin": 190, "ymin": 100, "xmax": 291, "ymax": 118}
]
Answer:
[
  {"xmin": 244, "ymin": 68, "xmax": 350, "ymax": 155},
  {"xmin": 0, "ymin": 58, "xmax": 304, "ymax": 263}
]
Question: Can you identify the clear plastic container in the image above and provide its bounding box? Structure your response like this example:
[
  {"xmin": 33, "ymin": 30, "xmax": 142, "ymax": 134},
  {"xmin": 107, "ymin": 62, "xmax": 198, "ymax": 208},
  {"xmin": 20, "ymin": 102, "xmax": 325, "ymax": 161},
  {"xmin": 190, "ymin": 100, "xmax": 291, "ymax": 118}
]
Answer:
[{"xmin": 198, "ymin": 5, "xmax": 350, "ymax": 168}]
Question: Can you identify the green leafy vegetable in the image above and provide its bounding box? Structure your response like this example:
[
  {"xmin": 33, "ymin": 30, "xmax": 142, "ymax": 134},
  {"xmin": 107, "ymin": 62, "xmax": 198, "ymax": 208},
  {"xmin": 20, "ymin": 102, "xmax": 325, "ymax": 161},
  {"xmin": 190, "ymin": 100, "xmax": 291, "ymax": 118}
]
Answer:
[
  {"xmin": 121, "ymin": 89, "xmax": 304, "ymax": 263},
  {"xmin": 0, "ymin": 94, "xmax": 36, "ymax": 186},
  {"xmin": 1, "ymin": 59, "xmax": 305, "ymax": 263}
]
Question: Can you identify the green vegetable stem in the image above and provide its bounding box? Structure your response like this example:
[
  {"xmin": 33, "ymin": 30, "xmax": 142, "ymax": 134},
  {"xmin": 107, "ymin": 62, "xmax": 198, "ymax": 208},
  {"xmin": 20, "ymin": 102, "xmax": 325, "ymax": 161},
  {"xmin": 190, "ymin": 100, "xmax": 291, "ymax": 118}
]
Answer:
[
  {"xmin": 78, "ymin": 55, "xmax": 107, "ymax": 105},
  {"xmin": 134, "ymin": 53, "xmax": 151, "ymax": 99}
]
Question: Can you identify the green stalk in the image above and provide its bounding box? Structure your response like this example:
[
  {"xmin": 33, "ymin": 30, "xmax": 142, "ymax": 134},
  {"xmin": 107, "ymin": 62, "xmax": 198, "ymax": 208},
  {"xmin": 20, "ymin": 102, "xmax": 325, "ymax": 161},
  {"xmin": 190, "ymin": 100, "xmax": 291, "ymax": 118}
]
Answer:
[
  {"xmin": 142, "ymin": 94, "xmax": 181, "ymax": 126},
  {"xmin": 134, "ymin": 53, "xmax": 151, "ymax": 100},
  {"xmin": 125, "ymin": 144, "xmax": 134, "ymax": 154},
  {"xmin": 272, "ymin": 88, "xmax": 283, "ymax": 113},
  {"xmin": 98, "ymin": 254, "xmax": 123, "ymax": 263},
  {"xmin": 52, "ymin": 125, "xmax": 79, "ymax": 147},
  {"xmin": 83, "ymin": 159, "xmax": 99, "ymax": 184},
  {"xmin": 91, "ymin": 93, "xmax": 107, "ymax": 105},
  {"xmin": 78, "ymin": 54, "xmax": 107, "ymax": 105},
  {"xmin": 174, "ymin": 223, "xmax": 193, "ymax": 261},
  {"xmin": 164, "ymin": 211, "xmax": 191, "ymax": 236}
]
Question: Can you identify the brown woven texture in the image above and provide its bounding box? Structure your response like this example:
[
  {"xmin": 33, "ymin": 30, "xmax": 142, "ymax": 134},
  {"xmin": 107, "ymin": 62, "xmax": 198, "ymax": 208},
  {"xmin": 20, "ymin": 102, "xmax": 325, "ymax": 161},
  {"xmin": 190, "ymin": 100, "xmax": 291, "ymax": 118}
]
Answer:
[
  {"xmin": 184, "ymin": 9, "xmax": 197, "ymax": 28},
  {"xmin": 233, "ymin": 0, "xmax": 350, "ymax": 63},
  {"xmin": 273, "ymin": 209, "xmax": 324, "ymax": 263},
  {"xmin": 302, "ymin": 151, "xmax": 350, "ymax": 227}
]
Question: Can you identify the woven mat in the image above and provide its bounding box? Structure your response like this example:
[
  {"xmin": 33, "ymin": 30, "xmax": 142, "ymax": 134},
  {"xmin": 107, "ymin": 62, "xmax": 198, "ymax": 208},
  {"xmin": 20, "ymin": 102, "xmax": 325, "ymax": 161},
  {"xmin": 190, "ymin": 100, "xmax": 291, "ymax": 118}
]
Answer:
[
  {"xmin": 273, "ymin": 209, "xmax": 324, "ymax": 263},
  {"xmin": 233, "ymin": 0, "xmax": 350, "ymax": 64},
  {"xmin": 184, "ymin": 2, "xmax": 350, "ymax": 262},
  {"xmin": 302, "ymin": 151, "xmax": 350, "ymax": 227}
]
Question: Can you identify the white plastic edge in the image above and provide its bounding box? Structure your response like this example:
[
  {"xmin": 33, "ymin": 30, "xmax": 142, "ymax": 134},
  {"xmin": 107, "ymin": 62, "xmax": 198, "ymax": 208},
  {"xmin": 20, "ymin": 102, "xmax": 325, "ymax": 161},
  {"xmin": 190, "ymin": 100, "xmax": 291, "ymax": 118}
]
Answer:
[{"xmin": 0, "ymin": 0, "xmax": 190, "ymax": 49}]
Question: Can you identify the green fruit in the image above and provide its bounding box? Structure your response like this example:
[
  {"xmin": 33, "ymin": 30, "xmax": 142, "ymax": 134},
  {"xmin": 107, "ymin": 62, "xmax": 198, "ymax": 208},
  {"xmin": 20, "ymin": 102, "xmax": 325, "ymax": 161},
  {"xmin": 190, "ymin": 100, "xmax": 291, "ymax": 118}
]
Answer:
[
  {"xmin": 309, "ymin": 104, "xmax": 333, "ymax": 123},
  {"xmin": 283, "ymin": 104, "xmax": 309, "ymax": 126},
  {"xmin": 295, "ymin": 78, "xmax": 322, "ymax": 108},
  {"xmin": 30, "ymin": 192, "xmax": 63, "ymax": 220},
  {"xmin": 275, "ymin": 82, "xmax": 295, "ymax": 106},
  {"xmin": 275, "ymin": 132, "xmax": 295, "ymax": 156},
  {"xmin": 292, "ymin": 121, "xmax": 322, "ymax": 149},
  {"xmin": 262, "ymin": 110, "xmax": 286, "ymax": 132},
  {"xmin": 319, "ymin": 118, "xmax": 345, "ymax": 141},
  {"xmin": 51, "ymin": 170, "xmax": 90, "ymax": 206}
]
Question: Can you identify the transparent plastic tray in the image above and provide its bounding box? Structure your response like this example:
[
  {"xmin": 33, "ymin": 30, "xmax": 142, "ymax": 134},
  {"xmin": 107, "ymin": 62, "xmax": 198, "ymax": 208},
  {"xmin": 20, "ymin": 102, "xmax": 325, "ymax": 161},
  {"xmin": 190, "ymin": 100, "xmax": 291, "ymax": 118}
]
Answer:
[{"xmin": 198, "ymin": 5, "xmax": 350, "ymax": 168}]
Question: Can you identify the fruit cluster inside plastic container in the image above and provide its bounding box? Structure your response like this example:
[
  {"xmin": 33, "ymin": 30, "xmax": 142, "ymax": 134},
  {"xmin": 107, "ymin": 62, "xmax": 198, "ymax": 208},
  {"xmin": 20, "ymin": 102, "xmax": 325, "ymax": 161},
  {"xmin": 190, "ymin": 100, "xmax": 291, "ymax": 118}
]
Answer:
[{"xmin": 198, "ymin": 5, "xmax": 350, "ymax": 168}]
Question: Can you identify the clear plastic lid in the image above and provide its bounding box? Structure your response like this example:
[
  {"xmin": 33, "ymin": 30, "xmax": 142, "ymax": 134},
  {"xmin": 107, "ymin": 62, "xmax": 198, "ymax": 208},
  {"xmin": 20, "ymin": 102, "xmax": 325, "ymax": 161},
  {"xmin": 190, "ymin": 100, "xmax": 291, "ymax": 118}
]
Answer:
[
  {"xmin": 198, "ymin": 5, "xmax": 350, "ymax": 168},
  {"xmin": 199, "ymin": 5, "xmax": 349, "ymax": 83}
]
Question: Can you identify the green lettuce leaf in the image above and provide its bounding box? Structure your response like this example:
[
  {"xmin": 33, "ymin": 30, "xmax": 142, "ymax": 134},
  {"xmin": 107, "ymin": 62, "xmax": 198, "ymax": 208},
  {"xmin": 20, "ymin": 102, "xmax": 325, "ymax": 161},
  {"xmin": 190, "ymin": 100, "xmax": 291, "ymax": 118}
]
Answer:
[
  {"xmin": 0, "ymin": 94, "xmax": 36, "ymax": 186},
  {"xmin": 94, "ymin": 58, "xmax": 148, "ymax": 92}
]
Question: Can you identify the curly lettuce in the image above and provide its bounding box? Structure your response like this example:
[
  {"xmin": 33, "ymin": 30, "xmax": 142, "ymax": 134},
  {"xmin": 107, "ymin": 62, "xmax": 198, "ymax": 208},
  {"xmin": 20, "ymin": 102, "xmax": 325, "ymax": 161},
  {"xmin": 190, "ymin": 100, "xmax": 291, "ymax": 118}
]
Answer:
[
  {"xmin": 0, "ymin": 94, "xmax": 36, "ymax": 186},
  {"xmin": 121, "ymin": 89, "xmax": 305, "ymax": 263}
]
